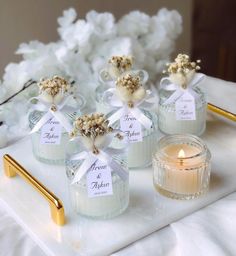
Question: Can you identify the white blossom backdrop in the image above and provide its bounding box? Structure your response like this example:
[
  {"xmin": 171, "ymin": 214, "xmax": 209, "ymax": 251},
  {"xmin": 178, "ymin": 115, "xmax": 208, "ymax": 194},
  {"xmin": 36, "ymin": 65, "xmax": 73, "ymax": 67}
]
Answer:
[{"xmin": 0, "ymin": 7, "xmax": 182, "ymax": 147}]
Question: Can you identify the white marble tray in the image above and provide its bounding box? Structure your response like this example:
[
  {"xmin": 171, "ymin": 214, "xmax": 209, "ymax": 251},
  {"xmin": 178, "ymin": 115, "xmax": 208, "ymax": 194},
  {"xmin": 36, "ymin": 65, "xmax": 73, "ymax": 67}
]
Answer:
[{"xmin": 0, "ymin": 109, "xmax": 236, "ymax": 256}]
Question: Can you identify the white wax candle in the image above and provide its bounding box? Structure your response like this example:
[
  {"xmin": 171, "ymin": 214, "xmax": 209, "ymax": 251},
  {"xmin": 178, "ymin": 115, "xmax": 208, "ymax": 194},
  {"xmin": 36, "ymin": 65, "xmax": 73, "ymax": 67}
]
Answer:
[
  {"xmin": 69, "ymin": 174, "xmax": 129, "ymax": 218},
  {"xmin": 127, "ymin": 133, "xmax": 156, "ymax": 168},
  {"xmin": 158, "ymin": 104, "xmax": 206, "ymax": 135},
  {"xmin": 31, "ymin": 131, "xmax": 70, "ymax": 164}
]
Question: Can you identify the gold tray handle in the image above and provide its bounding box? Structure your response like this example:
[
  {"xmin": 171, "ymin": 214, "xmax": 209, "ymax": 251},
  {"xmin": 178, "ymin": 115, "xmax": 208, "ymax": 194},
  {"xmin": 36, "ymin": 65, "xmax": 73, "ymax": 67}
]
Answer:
[
  {"xmin": 208, "ymin": 103, "xmax": 236, "ymax": 122},
  {"xmin": 3, "ymin": 154, "xmax": 65, "ymax": 226}
]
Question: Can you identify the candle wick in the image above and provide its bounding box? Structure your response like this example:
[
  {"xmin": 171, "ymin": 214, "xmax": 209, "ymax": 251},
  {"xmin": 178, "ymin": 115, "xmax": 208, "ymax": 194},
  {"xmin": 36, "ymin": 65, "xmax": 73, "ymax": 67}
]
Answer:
[
  {"xmin": 179, "ymin": 158, "xmax": 184, "ymax": 166},
  {"xmin": 178, "ymin": 149, "xmax": 185, "ymax": 166}
]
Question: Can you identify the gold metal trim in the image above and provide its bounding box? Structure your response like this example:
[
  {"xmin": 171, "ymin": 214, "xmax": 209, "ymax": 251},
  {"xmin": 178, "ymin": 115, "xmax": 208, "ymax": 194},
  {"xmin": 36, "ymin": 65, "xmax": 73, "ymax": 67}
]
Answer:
[
  {"xmin": 207, "ymin": 103, "xmax": 236, "ymax": 122},
  {"xmin": 3, "ymin": 154, "xmax": 65, "ymax": 226}
]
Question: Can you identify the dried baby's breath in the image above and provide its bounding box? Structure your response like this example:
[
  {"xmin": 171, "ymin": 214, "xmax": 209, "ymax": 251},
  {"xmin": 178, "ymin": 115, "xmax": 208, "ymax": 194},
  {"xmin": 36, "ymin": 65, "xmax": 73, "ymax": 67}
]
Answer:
[
  {"xmin": 109, "ymin": 56, "xmax": 133, "ymax": 73},
  {"xmin": 116, "ymin": 73, "xmax": 141, "ymax": 94},
  {"xmin": 71, "ymin": 113, "xmax": 113, "ymax": 139},
  {"xmin": 38, "ymin": 75, "xmax": 70, "ymax": 97},
  {"xmin": 163, "ymin": 54, "xmax": 201, "ymax": 75}
]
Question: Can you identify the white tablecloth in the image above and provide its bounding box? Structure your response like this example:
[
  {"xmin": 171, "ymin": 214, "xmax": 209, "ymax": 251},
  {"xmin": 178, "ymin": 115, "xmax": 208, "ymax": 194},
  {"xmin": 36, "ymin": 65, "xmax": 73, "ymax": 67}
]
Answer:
[{"xmin": 1, "ymin": 76, "xmax": 236, "ymax": 256}]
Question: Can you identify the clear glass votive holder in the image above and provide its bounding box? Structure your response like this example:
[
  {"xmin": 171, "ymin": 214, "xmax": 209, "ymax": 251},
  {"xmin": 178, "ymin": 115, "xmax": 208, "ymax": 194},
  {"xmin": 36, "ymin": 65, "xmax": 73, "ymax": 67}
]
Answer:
[{"xmin": 153, "ymin": 134, "xmax": 211, "ymax": 200}]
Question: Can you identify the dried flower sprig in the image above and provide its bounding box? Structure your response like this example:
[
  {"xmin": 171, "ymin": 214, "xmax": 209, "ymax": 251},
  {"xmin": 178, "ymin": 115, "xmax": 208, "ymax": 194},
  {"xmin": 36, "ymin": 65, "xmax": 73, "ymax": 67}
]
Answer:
[
  {"xmin": 115, "ymin": 72, "xmax": 146, "ymax": 108},
  {"xmin": 116, "ymin": 73, "xmax": 141, "ymax": 94},
  {"xmin": 163, "ymin": 54, "xmax": 201, "ymax": 75},
  {"xmin": 71, "ymin": 113, "xmax": 114, "ymax": 154},
  {"xmin": 108, "ymin": 56, "xmax": 133, "ymax": 74},
  {"xmin": 38, "ymin": 75, "xmax": 70, "ymax": 97},
  {"xmin": 71, "ymin": 113, "xmax": 113, "ymax": 139},
  {"xmin": 37, "ymin": 75, "xmax": 73, "ymax": 104}
]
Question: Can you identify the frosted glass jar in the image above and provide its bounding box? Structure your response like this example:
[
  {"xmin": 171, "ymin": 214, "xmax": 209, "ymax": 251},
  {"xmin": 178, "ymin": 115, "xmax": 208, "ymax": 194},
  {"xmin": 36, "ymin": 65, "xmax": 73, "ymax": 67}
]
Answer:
[
  {"xmin": 158, "ymin": 87, "xmax": 207, "ymax": 135},
  {"xmin": 153, "ymin": 134, "xmax": 211, "ymax": 200},
  {"xmin": 66, "ymin": 141, "xmax": 129, "ymax": 219},
  {"xmin": 95, "ymin": 84, "xmax": 158, "ymax": 169},
  {"xmin": 95, "ymin": 84, "xmax": 111, "ymax": 114},
  {"xmin": 29, "ymin": 110, "xmax": 77, "ymax": 165},
  {"xmin": 110, "ymin": 109, "xmax": 158, "ymax": 169}
]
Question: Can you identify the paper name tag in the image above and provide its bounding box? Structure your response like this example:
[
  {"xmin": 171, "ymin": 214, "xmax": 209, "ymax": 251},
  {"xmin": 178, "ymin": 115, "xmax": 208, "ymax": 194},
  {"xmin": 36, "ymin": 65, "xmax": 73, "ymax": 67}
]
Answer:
[
  {"xmin": 120, "ymin": 113, "xmax": 143, "ymax": 143},
  {"xmin": 40, "ymin": 116, "xmax": 62, "ymax": 145},
  {"xmin": 86, "ymin": 160, "xmax": 113, "ymax": 198},
  {"xmin": 175, "ymin": 92, "xmax": 196, "ymax": 120}
]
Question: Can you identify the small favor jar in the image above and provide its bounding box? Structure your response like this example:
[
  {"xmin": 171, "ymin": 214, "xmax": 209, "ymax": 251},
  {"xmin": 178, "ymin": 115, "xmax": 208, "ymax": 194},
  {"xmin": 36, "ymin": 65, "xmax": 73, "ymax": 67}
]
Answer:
[
  {"xmin": 153, "ymin": 134, "xmax": 211, "ymax": 200},
  {"xmin": 95, "ymin": 82, "xmax": 111, "ymax": 114},
  {"xmin": 66, "ymin": 113, "xmax": 129, "ymax": 219},
  {"xmin": 97, "ymin": 56, "xmax": 158, "ymax": 169},
  {"xmin": 158, "ymin": 54, "xmax": 207, "ymax": 135},
  {"xmin": 110, "ymin": 110, "xmax": 158, "ymax": 169},
  {"xmin": 95, "ymin": 55, "xmax": 134, "ymax": 115},
  {"xmin": 28, "ymin": 76, "xmax": 84, "ymax": 165}
]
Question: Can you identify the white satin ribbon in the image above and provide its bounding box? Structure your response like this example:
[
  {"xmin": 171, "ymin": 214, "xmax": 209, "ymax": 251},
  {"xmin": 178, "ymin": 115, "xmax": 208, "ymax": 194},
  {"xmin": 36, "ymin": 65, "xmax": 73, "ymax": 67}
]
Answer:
[
  {"xmin": 160, "ymin": 73, "xmax": 205, "ymax": 105},
  {"xmin": 29, "ymin": 95, "xmax": 76, "ymax": 133},
  {"xmin": 100, "ymin": 69, "xmax": 149, "ymax": 85},
  {"xmin": 70, "ymin": 146, "xmax": 128, "ymax": 184},
  {"xmin": 103, "ymin": 88, "xmax": 155, "ymax": 129}
]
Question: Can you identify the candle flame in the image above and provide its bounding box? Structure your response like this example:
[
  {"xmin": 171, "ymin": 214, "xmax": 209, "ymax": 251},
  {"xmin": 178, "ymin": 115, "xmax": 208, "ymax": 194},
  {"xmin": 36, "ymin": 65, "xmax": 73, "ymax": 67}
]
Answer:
[{"xmin": 178, "ymin": 149, "xmax": 185, "ymax": 158}]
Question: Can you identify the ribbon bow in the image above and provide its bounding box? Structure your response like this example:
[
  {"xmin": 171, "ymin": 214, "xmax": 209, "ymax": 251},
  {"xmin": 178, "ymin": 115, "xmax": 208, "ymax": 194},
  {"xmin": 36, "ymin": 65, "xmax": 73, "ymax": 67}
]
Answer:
[
  {"xmin": 70, "ymin": 136, "xmax": 128, "ymax": 184},
  {"xmin": 160, "ymin": 73, "xmax": 205, "ymax": 105},
  {"xmin": 29, "ymin": 95, "xmax": 76, "ymax": 133},
  {"xmin": 102, "ymin": 88, "xmax": 155, "ymax": 129},
  {"xmin": 100, "ymin": 69, "xmax": 149, "ymax": 85}
]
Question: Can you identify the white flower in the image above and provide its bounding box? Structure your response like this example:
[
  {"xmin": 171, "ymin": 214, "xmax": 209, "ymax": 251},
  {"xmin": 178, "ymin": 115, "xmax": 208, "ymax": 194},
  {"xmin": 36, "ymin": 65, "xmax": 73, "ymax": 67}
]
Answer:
[
  {"xmin": 156, "ymin": 59, "xmax": 169, "ymax": 73},
  {"xmin": 0, "ymin": 7, "xmax": 182, "ymax": 147},
  {"xmin": 88, "ymin": 37, "xmax": 133, "ymax": 82},
  {"xmin": 86, "ymin": 10, "xmax": 116, "ymax": 39},
  {"xmin": 60, "ymin": 51, "xmax": 91, "ymax": 82},
  {"xmin": 130, "ymin": 40, "xmax": 146, "ymax": 68},
  {"xmin": 74, "ymin": 20, "xmax": 93, "ymax": 47},
  {"xmin": 58, "ymin": 8, "xmax": 77, "ymax": 27},
  {"xmin": 0, "ymin": 108, "xmax": 5, "ymax": 121},
  {"xmin": 54, "ymin": 42, "xmax": 70, "ymax": 62},
  {"xmin": 0, "ymin": 85, "xmax": 7, "ymax": 103},
  {"xmin": 117, "ymin": 11, "xmax": 150, "ymax": 38},
  {"xmin": 150, "ymin": 8, "xmax": 182, "ymax": 39},
  {"xmin": 90, "ymin": 56, "xmax": 106, "ymax": 75},
  {"xmin": 16, "ymin": 40, "xmax": 46, "ymax": 59},
  {"xmin": 92, "ymin": 37, "xmax": 132, "ymax": 60},
  {"xmin": 2, "ymin": 62, "xmax": 30, "ymax": 101},
  {"xmin": 0, "ymin": 124, "xmax": 8, "ymax": 148},
  {"xmin": 142, "ymin": 55, "xmax": 157, "ymax": 81},
  {"xmin": 58, "ymin": 18, "xmax": 93, "ymax": 56},
  {"xmin": 141, "ymin": 29, "xmax": 174, "ymax": 60}
]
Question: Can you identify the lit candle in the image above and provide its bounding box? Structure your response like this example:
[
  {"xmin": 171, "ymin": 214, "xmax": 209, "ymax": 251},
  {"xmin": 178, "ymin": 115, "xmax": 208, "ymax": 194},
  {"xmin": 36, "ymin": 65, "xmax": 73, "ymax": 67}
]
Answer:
[
  {"xmin": 153, "ymin": 134, "xmax": 211, "ymax": 200},
  {"xmin": 178, "ymin": 149, "xmax": 185, "ymax": 166}
]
